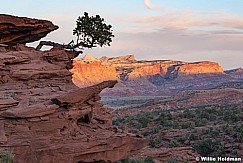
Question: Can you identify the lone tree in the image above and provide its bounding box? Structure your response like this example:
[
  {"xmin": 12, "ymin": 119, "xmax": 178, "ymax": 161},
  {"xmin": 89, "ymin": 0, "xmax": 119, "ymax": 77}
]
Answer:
[{"xmin": 36, "ymin": 12, "xmax": 114, "ymax": 54}]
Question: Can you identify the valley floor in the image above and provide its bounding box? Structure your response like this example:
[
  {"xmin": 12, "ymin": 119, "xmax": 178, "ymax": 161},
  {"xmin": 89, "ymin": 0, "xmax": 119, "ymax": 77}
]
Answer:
[{"xmin": 102, "ymin": 88, "xmax": 243, "ymax": 162}]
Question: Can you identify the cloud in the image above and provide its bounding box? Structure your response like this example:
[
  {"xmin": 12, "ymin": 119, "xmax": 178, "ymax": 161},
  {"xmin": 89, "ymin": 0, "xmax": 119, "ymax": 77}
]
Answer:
[
  {"xmin": 144, "ymin": 0, "xmax": 157, "ymax": 10},
  {"xmin": 138, "ymin": 2, "xmax": 243, "ymax": 33}
]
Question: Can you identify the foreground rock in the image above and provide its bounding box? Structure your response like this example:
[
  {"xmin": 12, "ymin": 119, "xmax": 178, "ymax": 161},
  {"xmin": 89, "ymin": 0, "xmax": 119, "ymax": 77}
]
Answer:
[
  {"xmin": 0, "ymin": 14, "xmax": 58, "ymax": 46},
  {"xmin": 0, "ymin": 48, "xmax": 147, "ymax": 163},
  {"xmin": 0, "ymin": 15, "xmax": 147, "ymax": 163}
]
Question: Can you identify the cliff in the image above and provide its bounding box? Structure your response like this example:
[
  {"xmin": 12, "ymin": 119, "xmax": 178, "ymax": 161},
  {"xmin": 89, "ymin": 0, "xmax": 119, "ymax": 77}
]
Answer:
[
  {"xmin": 71, "ymin": 59, "xmax": 117, "ymax": 87},
  {"xmin": 0, "ymin": 14, "xmax": 58, "ymax": 46},
  {"xmin": 0, "ymin": 15, "xmax": 147, "ymax": 163},
  {"xmin": 72, "ymin": 54, "xmax": 239, "ymax": 96}
]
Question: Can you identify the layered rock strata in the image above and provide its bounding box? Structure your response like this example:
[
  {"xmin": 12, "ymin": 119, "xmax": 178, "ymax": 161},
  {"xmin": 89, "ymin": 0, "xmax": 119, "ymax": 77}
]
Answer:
[
  {"xmin": 0, "ymin": 15, "xmax": 147, "ymax": 163},
  {"xmin": 72, "ymin": 54, "xmax": 240, "ymax": 96},
  {"xmin": 0, "ymin": 14, "xmax": 58, "ymax": 46}
]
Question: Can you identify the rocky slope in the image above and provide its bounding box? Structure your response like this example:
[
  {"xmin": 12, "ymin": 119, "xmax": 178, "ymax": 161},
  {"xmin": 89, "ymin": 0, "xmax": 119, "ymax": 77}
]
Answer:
[
  {"xmin": 72, "ymin": 54, "xmax": 242, "ymax": 96},
  {"xmin": 0, "ymin": 15, "xmax": 147, "ymax": 163}
]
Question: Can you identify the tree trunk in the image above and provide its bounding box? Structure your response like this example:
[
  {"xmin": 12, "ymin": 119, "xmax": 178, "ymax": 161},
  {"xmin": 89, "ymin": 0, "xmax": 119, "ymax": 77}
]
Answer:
[{"xmin": 36, "ymin": 41, "xmax": 73, "ymax": 51}]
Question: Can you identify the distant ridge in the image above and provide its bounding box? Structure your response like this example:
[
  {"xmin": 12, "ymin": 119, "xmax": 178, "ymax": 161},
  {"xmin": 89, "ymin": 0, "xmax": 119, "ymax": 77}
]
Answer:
[{"xmin": 71, "ymin": 54, "xmax": 243, "ymax": 96}]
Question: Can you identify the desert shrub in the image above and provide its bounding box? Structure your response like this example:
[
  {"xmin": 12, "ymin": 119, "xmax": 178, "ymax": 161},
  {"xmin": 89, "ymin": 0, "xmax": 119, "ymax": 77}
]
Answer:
[
  {"xmin": 231, "ymin": 149, "xmax": 238, "ymax": 156},
  {"xmin": 112, "ymin": 117, "xmax": 125, "ymax": 126},
  {"xmin": 181, "ymin": 121, "xmax": 195, "ymax": 129},
  {"xmin": 172, "ymin": 121, "xmax": 180, "ymax": 129},
  {"xmin": 167, "ymin": 157, "xmax": 180, "ymax": 163},
  {"xmin": 192, "ymin": 139, "xmax": 224, "ymax": 157},
  {"xmin": 168, "ymin": 139, "xmax": 180, "ymax": 148},
  {"xmin": 195, "ymin": 118, "xmax": 208, "ymax": 127},
  {"xmin": 233, "ymin": 132, "xmax": 243, "ymax": 142},
  {"xmin": 159, "ymin": 112, "xmax": 173, "ymax": 127},
  {"xmin": 176, "ymin": 136, "xmax": 187, "ymax": 143},
  {"xmin": 188, "ymin": 133, "xmax": 199, "ymax": 141},
  {"xmin": 118, "ymin": 157, "xmax": 141, "ymax": 163},
  {"xmin": 137, "ymin": 115, "xmax": 151, "ymax": 128},
  {"xmin": 208, "ymin": 114, "xmax": 217, "ymax": 121},
  {"xmin": 222, "ymin": 124, "xmax": 233, "ymax": 135},
  {"xmin": 0, "ymin": 92, "xmax": 17, "ymax": 99},
  {"xmin": 211, "ymin": 129, "xmax": 220, "ymax": 137},
  {"xmin": 0, "ymin": 149, "xmax": 14, "ymax": 163},
  {"xmin": 183, "ymin": 109, "xmax": 194, "ymax": 119},
  {"xmin": 118, "ymin": 156, "xmax": 155, "ymax": 163},
  {"xmin": 231, "ymin": 113, "xmax": 240, "ymax": 122},
  {"xmin": 149, "ymin": 138, "xmax": 161, "ymax": 148},
  {"xmin": 142, "ymin": 126, "xmax": 161, "ymax": 136},
  {"xmin": 197, "ymin": 111, "xmax": 210, "ymax": 120},
  {"xmin": 144, "ymin": 156, "xmax": 155, "ymax": 163}
]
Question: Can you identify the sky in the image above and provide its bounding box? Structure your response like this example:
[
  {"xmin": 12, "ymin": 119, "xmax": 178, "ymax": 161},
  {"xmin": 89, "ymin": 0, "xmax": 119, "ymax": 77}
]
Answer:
[{"xmin": 1, "ymin": 0, "xmax": 243, "ymax": 69}]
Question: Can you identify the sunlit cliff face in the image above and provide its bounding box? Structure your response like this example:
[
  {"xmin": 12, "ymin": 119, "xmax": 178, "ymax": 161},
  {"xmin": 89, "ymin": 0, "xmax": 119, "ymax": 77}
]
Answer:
[
  {"xmin": 70, "ymin": 59, "xmax": 117, "ymax": 87},
  {"xmin": 71, "ymin": 54, "xmax": 225, "ymax": 88}
]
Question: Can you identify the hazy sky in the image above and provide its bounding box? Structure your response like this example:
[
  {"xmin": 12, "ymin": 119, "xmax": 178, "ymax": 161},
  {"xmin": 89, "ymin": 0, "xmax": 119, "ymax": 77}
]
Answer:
[{"xmin": 1, "ymin": 0, "xmax": 243, "ymax": 69}]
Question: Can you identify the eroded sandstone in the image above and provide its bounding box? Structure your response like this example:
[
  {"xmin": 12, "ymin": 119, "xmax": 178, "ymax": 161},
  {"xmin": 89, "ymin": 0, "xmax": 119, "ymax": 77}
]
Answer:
[
  {"xmin": 0, "ymin": 14, "xmax": 58, "ymax": 46},
  {"xmin": 0, "ymin": 15, "xmax": 147, "ymax": 163},
  {"xmin": 72, "ymin": 54, "xmax": 241, "ymax": 96}
]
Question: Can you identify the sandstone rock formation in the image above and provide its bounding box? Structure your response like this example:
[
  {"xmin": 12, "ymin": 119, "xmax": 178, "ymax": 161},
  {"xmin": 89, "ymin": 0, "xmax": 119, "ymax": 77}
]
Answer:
[
  {"xmin": 72, "ymin": 54, "xmax": 241, "ymax": 96},
  {"xmin": 71, "ymin": 56, "xmax": 117, "ymax": 87},
  {"xmin": 0, "ymin": 15, "xmax": 147, "ymax": 163},
  {"xmin": 0, "ymin": 14, "xmax": 58, "ymax": 46}
]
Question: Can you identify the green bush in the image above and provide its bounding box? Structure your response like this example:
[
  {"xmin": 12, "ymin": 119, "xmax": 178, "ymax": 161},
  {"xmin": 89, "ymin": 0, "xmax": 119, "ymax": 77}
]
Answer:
[
  {"xmin": 142, "ymin": 126, "xmax": 161, "ymax": 136},
  {"xmin": 181, "ymin": 121, "xmax": 195, "ymax": 129},
  {"xmin": 167, "ymin": 157, "xmax": 180, "ymax": 163},
  {"xmin": 183, "ymin": 109, "xmax": 194, "ymax": 119},
  {"xmin": 192, "ymin": 139, "xmax": 224, "ymax": 157},
  {"xmin": 188, "ymin": 133, "xmax": 199, "ymax": 141},
  {"xmin": 118, "ymin": 156, "xmax": 155, "ymax": 163},
  {"xmin": 144, "ymin": 156, "xmax": 155, "ymax": 163},
  {"xmin": 149, "ymin": 138, "xmax": 161, "ymax": 148},
  {"xmin": 0, "ymin": 149, "xmax": 14, "ymax": 163},
  {"xmin": 137, "ymin": 115, "xmax": 150, "ymax": 128},
  {"xmin": 168, "ymin": 139, "xmax": 180, "ymax": 148}
]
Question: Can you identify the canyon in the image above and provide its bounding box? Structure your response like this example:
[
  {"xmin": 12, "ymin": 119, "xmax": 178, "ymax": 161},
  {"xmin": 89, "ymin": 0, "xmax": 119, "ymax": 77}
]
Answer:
[
  {"xmin": 72, "ymin": 54, "xmax": 243, "ymax": 96},
  {"xmin": 1, "ymin": 13, "xmax": 242, "ymax": 163}
]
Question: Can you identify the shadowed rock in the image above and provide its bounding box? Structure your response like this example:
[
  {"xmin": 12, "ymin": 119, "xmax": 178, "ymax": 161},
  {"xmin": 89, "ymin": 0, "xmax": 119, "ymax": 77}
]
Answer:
[
  {"xmin": 0, "ymin": 14, "xmax": 147, "ymax": 163},
  {"xmin": 52, "ymin": 80, "xmax": 117, "ymax": 107},
  {"xmin": 0, "ymin": 14, "xmax": 58, "ymax": 45}
]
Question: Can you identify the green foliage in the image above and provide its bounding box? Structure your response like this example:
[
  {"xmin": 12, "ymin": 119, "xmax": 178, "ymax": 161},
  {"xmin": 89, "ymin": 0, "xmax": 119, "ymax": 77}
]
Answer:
[
  {"xmin": 181, "ymin": 121, "xmax": 195, "ymax": 129},
  {"xmin": 144, "ymin": 156, "xmax": 155, "ymax": 163},
  {"xmin": 0, "ymin": 149, "xmax": 14, "ymax": 163},
  {"xmin": 188, "ymin": 133, "xmax": 199, "ymax": 141},
  {"xmin": 149, "ymin": 138, "xmax": 161, "ymax": 148},
  {"xmin": 73, "ymin": 12, "xmax": 114, "ymax": 49},
  {"xmin": 137, "ymin": 115, "xmax": 150, "ymax": 128},
  {"xmin": 118, "ymin": 156, "xmax": 155, "ymax": 163},
  {"xmin": 113, "ymin": 116, "xmax": 125, "ymax": 126},
  {"xmin": 192, "ymin": 139, "xmax": 224, "ymax": 157},
  {"xmin": 167, "ymin": 158, "xmax": 180, "ymax": 163},
  {"xmin": 195, "ymin": 118, "xmax": 208, "ymax": 127},
  {"xmin": 168, "ymin": 139, "xmax": 180, "ymax": 148},
  {"xmin": 0, "ymin": 92, "xmax": 17, "ymax": 99},
  {"xmin": 183, "ymin": 109, "xmax": 194, "ymax": 119},
  {"xmin": 142, "ymin": 126, "xmax": 161, "ymax": 136}
]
